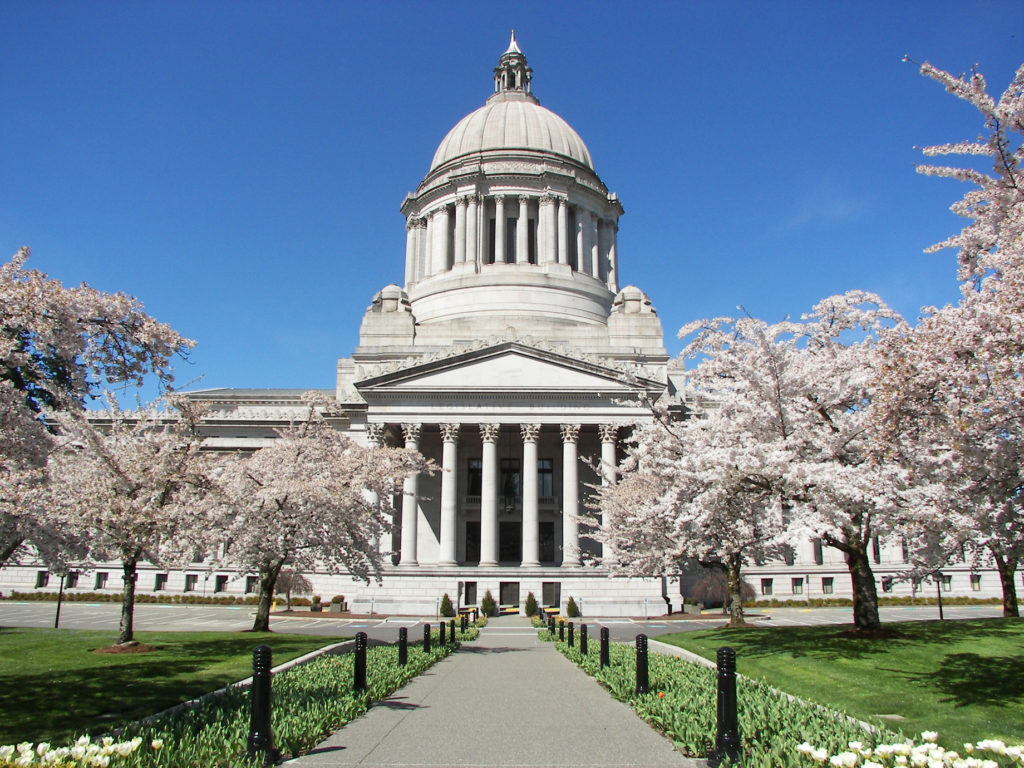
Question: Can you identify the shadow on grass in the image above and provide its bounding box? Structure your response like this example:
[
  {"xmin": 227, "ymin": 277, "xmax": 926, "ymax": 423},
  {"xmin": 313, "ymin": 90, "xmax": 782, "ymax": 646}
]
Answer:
[
  {"xmin": 660, "ymin": 618, "xmax": 1023, "ymax": 663},
  {"xmin": 904, "ymin": 652, "xmax": 1024, "ymax": 708}
]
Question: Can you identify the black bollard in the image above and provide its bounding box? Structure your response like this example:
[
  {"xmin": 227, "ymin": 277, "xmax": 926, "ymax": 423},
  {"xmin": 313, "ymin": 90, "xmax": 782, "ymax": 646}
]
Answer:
[
  {"xmin": 398, "ymin": 627, "xmax": 408, "ymax": 666},
  {"xmin": 558, "ymin": 620, "xmax": 565, "ymax": 641},
  {"xmin": 450, "ymin": 618, "xmax": 456, "ymax": 640},
  {"xmin": 635, "ymin": 634, "xmax": 650, "ymax": 694},
  {"xmin": 423, "ymin": 623, "xmax": 431, "ymax": 653},
  {"xmin": 246, "ymin": 645, "xmax": 280, "ymax": 765},
  {"xmin": 439, "ymin": 620, "xmax": 446, "ymax": 645},
  {"xmin": 600, "ymin": 627, "xmax": 610, "ymax": 668},
  {"xmin": 708, "ymin": 646, "xmax": 741, "ymax": 768},
  {"xmin": 568, "ymin": 621, "xmax": 574, "ymax": 647},
  {"xmin": 461, "ymin": 614, "xmax": 468, "ymax": 633},
  {"xmin": 353, "ymin": 632, "xmax": 368, "ymax": 693},
  {"xmin": 580, "ymin": 623, "xmax": 588, "ymax": 655},
  {"xmin": 548, "ymin": 615, "xmax": 555, "ymax": 636}
]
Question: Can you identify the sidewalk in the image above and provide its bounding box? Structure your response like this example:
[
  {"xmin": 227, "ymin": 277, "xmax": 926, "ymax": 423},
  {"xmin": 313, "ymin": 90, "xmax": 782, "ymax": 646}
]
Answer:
[{"xmin": 284, "ymin": 615, "xmax": 702, "ymax": 768}]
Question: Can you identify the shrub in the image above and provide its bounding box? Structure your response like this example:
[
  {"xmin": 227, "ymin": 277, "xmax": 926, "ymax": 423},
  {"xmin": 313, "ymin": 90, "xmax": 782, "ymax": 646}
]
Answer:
[
  {"xmin": 524, "ymin": 591, "xmax": 538, "ymax": 617},
  {"xmin": 439, "ymin": 593, "xmax": 455, "ymax": 617},
  {"xmin": 480, "ymin": 590, "xmax": 496, "ymax": 617},
  {"xmin": 566, "ymin": 596, "xmax": 580, "ymax": 617}
]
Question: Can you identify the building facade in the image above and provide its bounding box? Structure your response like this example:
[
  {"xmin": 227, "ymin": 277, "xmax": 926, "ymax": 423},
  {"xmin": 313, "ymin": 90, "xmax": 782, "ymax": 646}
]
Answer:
[{"xmin": 0, "ymin": 36, "xmax": 1006, "ymax": 613}]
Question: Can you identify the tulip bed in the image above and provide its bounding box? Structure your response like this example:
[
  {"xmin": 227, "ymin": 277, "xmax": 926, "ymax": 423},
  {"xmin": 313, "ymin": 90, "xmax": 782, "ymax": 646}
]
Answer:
[{"xmin": 549, "ymin": 632, "xmax": 901, "ymax": 767}]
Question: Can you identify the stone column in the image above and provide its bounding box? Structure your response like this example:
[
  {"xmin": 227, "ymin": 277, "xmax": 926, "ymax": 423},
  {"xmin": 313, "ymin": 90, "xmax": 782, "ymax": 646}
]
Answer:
[
  {"xmin": 560, "ymin": 424, "xmax": 581, "ymax": 567},
  {"xmin": 589, "ymin": 214, "xmax": 600, "ymax": 279},
  {"xmin": 454, "ymin": 197, "xmax": 467, "ymax": 264},
  {"xmin": 516, "ymin": 195, "xmax": 530, "ymax": 264},
  {"xmin": 404, "ymin": 217, "xmax": 417, "ymax": 286},
  {"xmin": 431, "ymin": 207, "xmax": 450, "ymax": 275},
  {"xmin": 599, "ymin": 424, "xmax": 619, "ymax": 564},
  {"xmin": 366, "ymin": 423, "xmax": 387, "ymax": 557},
  {"xmin": 399, "ymin": 423, "xmax": 422, "ymax": 567},
  {"xmin": 438, "ymin": 423, "xmax": 460, "ymax": 566},
  {"xmin": 521, "ymin": 424, "xmax": 540, "ymax": 567},
  {"xmin": 466, "ymin": 194, "xmax": 479, "ymax": 265},
  {"xmin": 539, "ymin": 194, "xmax": 555, "ymax": 265},
  {"xmin": 575, "ymin": 208, "xmax": 587, "ymax": 273},
  {"xmin": 423, "ymin": 213, "xmax": 434, "ymax": 278},
  {"xmin": 494, "ymin": 196, "xmax": 506, "ymax": 264},
  {"xmin": 479, "ymin": 423, "xmax": 500, "ymax": 566},
  {"xmin": 557, "ymin": 197, "xmax": 569, "ymax": 266},
  {"xmin": 608, "ymin": 219, "xmax": 619, "ymax": 291}
]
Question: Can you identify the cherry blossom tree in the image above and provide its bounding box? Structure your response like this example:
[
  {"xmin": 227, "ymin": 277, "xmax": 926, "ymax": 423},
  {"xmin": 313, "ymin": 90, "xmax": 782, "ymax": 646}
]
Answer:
[
  {"xmin": 602, "ymin": 292, "xmax": 904, "ymax": 631},
  {"xmin": 874, "ymin": 61, "xmax": 1024, "ymax": 616},
  {"xmin": 47, "ymin": 397, "xmax": 217, "ymax": 645},
  {"xmin": 214, "ymin": 400, "xmax": 431, "ymax": 632},
  {"xmin": 1, "ymin": 247, "xmax": 193, "ymax": 569}
]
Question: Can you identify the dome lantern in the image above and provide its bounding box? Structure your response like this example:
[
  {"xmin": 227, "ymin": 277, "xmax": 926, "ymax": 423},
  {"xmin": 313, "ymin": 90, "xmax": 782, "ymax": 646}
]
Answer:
[{"xmin": 492, "ymin": 30, "xmax": 534, "ymax": 98}]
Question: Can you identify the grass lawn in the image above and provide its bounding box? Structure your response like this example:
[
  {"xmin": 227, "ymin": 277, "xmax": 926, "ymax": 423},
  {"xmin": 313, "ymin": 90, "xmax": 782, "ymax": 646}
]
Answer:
[
  {"xmin": 659, "ymin": 618, "xmax": 1024, "ymax": 749},
  {"xmin": 0, "ymin": 627, "xmax": 339, "ymax": 746}
]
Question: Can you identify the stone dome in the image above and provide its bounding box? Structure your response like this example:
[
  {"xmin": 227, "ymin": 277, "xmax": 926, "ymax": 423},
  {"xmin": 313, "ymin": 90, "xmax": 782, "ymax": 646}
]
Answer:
[{"xmin": 429, "ymin": 92, "xmax": 594, "ymax": 173}]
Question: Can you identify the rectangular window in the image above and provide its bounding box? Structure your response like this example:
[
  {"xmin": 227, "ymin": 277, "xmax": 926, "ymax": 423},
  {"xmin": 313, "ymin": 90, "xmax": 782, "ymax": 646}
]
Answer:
[
  {"xmin": 65, "ymin": 571, "xmax": 79, "ymax": 589},
  {"xmin": 822, "ymin": 577, "xmax": 834, "ymax": 595},
  {"xmin": 538, "ymin": 458, "xmax": 554, "ymax": 498},
  {"xmin": 467, "ymin": 458, "xmax": 482, "ymax": 497},
  {"xmin": 184, "ymin": 574, "xmax": 198, "ymax": 592},
  {"xmin": 154, "ymin": 573, "xmax": 168, "ymax": 591},
  {"xmin": 499, "ymin": 581, "xmax": 519, "ymax": 606},
  {"xmin": 539, "ymin": 521, "xmax": 555, "ymax": 563},
  {"xmin": 791, "ymin": 578, "xmax": 803, "ymax": 595},
  {"xmin": 500, "ymin": 458, "xmax": 520, "ymax": 509},
  {"xmin": 463, "ymin": 581, "xmax": 477, "ymax": 606},
  {"xmin": 215, "ymin": 575, "xmax": 229, "ymax": 593},
  {"xmin": 971, "ymin": 574, "xmax": 981, "ymax": 592},
  {"xmin": 528, "ymin": 218, "xmax": 537, "ymax": 264},
  {"xmin": 487, "ymin": 219, "xmax": 496, "ymax": 264},
  {"xmin": 813, "ymin": 539, "xmax": 824, "ymax": 566},
  {"xmin": 941, "ymin": 574, "xmax": 952, "ymax": 592},
  {"xmin": 760, "ymin": 578, "xmax": 773, "ymax": 596},
  {"xmin": 465, "ymin": 520, "xmax": 480, "ymax": 562},
  {"xmin": 542, "ymin": 581, "xmax": 561, "ymax": 607},
  {"xmin": 506, "ymin": 218, "xmax": 517, "ymax": 261},
  {"xmin": 881, "ymin": 576, "xmax": 894, "ymax": 593},
  {"xmin": 499, "ymin": 521, "xmax": 522, "ymax": 563},
  {"xmin": 94, "ymin": 572, "xmax": 108, "ymax": 590},
  {"xmin": 245, "ymin": 575, "xmax": 259, "ymax": 594},
  {"xmin": 912, "ymin": 577, "xmax": 921, "ymax": 594},
  {"xmin": 35, "ymin": 571, "xmax": 49, "ymax": 589}
]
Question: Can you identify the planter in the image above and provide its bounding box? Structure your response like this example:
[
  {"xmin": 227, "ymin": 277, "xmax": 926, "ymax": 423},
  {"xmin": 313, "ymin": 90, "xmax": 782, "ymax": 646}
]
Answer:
[
  {"xmin": 328, "ymin": 602, "xmax": 347, "ymax": 613},
  {"xmin": 682, "ymin": 603, "xmax": 703, "ymax": 615}
]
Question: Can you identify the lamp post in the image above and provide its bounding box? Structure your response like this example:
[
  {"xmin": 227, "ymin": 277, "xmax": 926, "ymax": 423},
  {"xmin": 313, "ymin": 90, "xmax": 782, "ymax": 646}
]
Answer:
[{"xmin": 934, "ymin": 571, "xmax": 945, "ymax": 621}]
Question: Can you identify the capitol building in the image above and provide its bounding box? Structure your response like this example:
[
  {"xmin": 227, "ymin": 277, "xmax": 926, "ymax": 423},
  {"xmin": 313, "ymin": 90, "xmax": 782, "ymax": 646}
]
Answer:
[{"xmin": 2, "ymin": 36, "xmax": 995, "ymax": 614}]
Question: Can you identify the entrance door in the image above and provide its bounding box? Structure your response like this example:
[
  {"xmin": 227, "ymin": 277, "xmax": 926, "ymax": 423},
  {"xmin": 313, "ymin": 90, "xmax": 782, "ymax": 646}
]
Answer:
[
  {"xmin": 499, "ymin": 521, "xmax": 522, "ymax": 563},
  {"xmin": 539, "ymin": 521, "xmax": 555, "ymax": 563},
  {"xmin": 465, "ymin": 521, "xmax": 480, "ymax": 563}
]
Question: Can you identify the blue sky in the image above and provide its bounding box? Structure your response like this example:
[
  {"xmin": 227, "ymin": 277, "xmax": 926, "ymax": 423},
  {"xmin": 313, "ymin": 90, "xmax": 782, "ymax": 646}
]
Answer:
[{"xmin": 2, "ymin": 2, "xmax": 1022, "ymax": 394}]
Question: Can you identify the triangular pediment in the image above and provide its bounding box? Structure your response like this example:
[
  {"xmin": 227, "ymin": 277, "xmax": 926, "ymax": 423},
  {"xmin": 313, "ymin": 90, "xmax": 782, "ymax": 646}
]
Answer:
[{"xmin": 355, "ymin": 342, "xmax": 661, "ymax": 396}]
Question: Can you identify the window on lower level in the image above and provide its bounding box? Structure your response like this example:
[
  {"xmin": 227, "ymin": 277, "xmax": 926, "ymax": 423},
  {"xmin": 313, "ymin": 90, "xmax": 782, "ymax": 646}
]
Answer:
[
  {"xmin": 65, "ymin": 571, "xmax": 79, "ymax": 589},
  {"xmin": 245, "ymin": 575, "xmax": 259, "ymax": 594},
  {"xmin": 822, "ymin": 577, "xmax": 834, "ymax": 595},
  {"xmin": 35, "ymin": 571, "xmax": 49, "ymax": 589},
  {"xmin": 760, "ymin": 578, "xmax": 773, "ymax": 596},
  {"xmin": 940, "ymin": 574, "xmax": 952, "ymax": 592},
  {"xmin": 971, "ymin": 574, "xmax": 981, "ymax": 592},
  {"xmin": 154, "ymin": 573, "xmax": 168, "ymax": 591},
  {"xmin": 184, "ymin": 574, "xmax": 198, "ymax": 592},
  {"xmin": 881, "ymin": 576, "xmax": 894, "ymax": 593},
  {"xmin": 215, "ymin": 574, "xmax": 229, "ymax": 593},
  {"xmin": 791, "ymin": 578, "xmax": 803, "ymax": 595},
  {"xmin": 95, "ymin": 572, "xmax": 108, "ymax": 590}
]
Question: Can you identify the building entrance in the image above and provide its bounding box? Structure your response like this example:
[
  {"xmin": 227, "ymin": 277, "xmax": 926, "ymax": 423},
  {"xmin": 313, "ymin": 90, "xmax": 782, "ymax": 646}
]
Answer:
[{"xmin": 499, "ymin": 521, "xmax": 522, "ymax": 563}]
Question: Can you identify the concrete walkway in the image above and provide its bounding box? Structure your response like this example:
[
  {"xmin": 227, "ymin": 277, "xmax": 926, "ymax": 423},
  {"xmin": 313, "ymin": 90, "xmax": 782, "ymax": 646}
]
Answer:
[{"xmin": 285, "ymin": 615, "xmax": 702, "ymax": 768}]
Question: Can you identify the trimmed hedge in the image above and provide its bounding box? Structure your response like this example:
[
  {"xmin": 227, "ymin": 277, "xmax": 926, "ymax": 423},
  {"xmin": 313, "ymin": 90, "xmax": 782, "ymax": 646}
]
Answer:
[{"xmin": 4, "ymin": 591, "xmax": 261, "ymax": 605}]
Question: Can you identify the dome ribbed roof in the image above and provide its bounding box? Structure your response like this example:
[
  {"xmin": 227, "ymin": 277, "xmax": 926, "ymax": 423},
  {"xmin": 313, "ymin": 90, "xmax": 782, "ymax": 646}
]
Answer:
[{"xmin": 429, "ymin": 94, "xmax": 594, "ymax": 172}]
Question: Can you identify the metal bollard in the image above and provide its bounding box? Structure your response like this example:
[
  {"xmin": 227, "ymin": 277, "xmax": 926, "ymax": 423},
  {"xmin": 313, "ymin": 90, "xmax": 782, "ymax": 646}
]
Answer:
[
  {"xmin": 558, "ymin": 620, "xmax": 565, "ymax": 642},
  {"xmin": 450, "ymin": 618, "xmax": 456, "ymax": 640},
  {"xmin": 398, "ymin": 627, "xmax": 408, "ymax": 666},
  {"xmin": 708, "ymin": 647, "xmax": 741, "ymax": 767},
  {"xmin": 439, "ymin": 620, "xmax": 446, "ymax": 645},
  {"xmin": 423, "ymin": 623, "xmax": 431, "ymax": 653},
  {"xmin": 548, "ymin": 615, "xmax": 555, "ymax": 636},
  {"xmin": 580, "ymin": 623, "xmax": 588, "ymax": 655},
  {"xmin": 353, "ymin": 632, "xmax": 368, "ymax": 692},
  {"xmin": 246, "ymin": 645, "xmax": 280, "ymax": 764},
  {"xmin": 600, "ymin": 627, "xmax": 610, "ymax": 668},
  {"xmin": 461, "ymin": 614, "xmax": 468, "ymax": 633},
  {"xmin": 635, "ymin": 634, "xmax": 650, "ymax": 694},
  {"xmin": 568, "ymin": 621, "xmax": 574, "ymax": 647}
]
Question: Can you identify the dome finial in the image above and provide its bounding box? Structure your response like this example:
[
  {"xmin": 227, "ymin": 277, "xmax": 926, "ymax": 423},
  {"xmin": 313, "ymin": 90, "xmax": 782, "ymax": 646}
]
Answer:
[{"xmin": 493, "ymin": 31, "xmax": 532, "ymax": 96}]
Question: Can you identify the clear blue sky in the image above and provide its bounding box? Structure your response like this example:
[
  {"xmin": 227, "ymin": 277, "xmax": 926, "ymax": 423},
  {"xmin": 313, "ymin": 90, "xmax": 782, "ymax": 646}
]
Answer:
[{"xmin": 2, "ymin": 3, "xmax": 1022, "ymax": 393}]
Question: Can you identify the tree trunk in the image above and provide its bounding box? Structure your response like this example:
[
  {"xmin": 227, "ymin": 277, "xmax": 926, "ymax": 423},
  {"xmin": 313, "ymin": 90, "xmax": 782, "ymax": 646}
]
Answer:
[
  {"xmin": 252, "ymin": 560, "xmax": 284, "ymax": 632},
  {"xmin": 724, "ymin": 554, "xmax": 748, "ymax": 628},
  {"xmin": 992, "ymin": 551, "xmax": 1020, "ymax": 618},
  {"xmin": 118, "ymin": 557, "xmax": 139, "ymax": 645},
  {"xmin": 0, "ymin": 535, "xmax": 25, "ymax": 570},
  {"xmin": 846, "ymin": 545, "xmax": 881, "ymax": 631}
]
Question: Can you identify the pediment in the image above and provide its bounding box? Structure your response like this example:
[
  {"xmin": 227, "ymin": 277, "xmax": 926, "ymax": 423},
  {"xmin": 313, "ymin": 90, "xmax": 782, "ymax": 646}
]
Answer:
[{"xmin": 355, "ymin": 342, "xmax": 661, "ymax": 396}]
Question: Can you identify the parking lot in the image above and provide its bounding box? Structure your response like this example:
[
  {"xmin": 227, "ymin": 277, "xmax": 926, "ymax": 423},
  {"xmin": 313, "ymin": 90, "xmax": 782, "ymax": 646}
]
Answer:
[{"xmin": 0, "ymin": 600, "xmax": 1003, "ymax": 644}]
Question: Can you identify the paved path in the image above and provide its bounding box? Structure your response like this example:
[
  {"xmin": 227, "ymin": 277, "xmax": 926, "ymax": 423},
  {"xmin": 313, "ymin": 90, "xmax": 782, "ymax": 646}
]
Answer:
[{"xmin": 285, "ymin": 615, "xmax": 702, "ymax": 768}]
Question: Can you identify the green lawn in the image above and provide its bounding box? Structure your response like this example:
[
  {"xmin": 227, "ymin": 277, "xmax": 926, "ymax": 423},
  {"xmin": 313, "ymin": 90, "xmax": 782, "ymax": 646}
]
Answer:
[
  {"xmin": 0, "ymin": 628, "xmax": 339, "ymax": 746},
  {"xmin": 659, "ymin": 618, "xmax": 1024, "ymax": 749}
]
